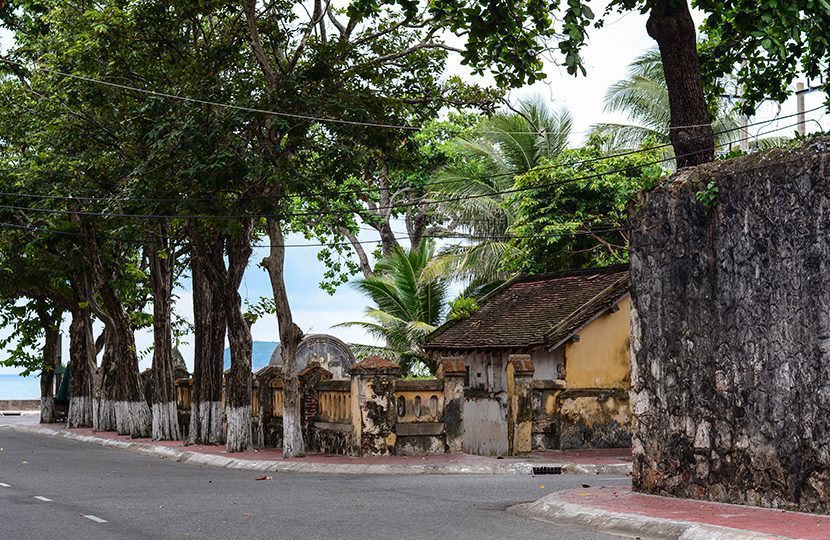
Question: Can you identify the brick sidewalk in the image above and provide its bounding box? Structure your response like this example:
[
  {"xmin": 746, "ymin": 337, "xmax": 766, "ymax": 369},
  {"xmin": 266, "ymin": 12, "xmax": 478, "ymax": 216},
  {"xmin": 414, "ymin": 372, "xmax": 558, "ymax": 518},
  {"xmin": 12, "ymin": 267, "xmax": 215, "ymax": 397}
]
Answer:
[
  {"xmin": 555, "ymin": 486, "xmax": 830, "ymax": 539},
  {"xmin": 43, "ymin": 424, "xmax": 630, "ymax": 466}
]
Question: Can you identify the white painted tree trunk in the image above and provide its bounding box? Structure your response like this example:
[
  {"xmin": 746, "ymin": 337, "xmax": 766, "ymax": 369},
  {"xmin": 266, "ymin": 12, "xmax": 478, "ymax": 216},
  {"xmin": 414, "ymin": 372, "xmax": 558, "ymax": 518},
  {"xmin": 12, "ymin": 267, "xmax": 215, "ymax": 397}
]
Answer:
[
  {"xmin": 189, "ymin": 400, "xmax": 224, "ymax": 445},
  {"xmin": 39, "ymin": 397, "xmax": 55, "ymax": 425},
  {"xmin": 115, "ymin": 400, "xmax": 133, "ymax": 435},
  {"xmin": 93, "ymin": 398, "xmax": 117, "ymax": 432},
  {"xmin": 67, "ymin": 396, "xmax": 92, "ymax": 428},
  {"xmin": 152, "ymin": 401, "xmax": 180, "ymax": 441},
  {"xmin": 225, "ymin": 405, "xmax": 252, "ymax": 453},
  {"xmin": 129, "ymin": 400, "xmax": 152, "ymax": 438},
  {"xmin": 282, "ymin": 399, "xmax": 304, "ymax": 457}
]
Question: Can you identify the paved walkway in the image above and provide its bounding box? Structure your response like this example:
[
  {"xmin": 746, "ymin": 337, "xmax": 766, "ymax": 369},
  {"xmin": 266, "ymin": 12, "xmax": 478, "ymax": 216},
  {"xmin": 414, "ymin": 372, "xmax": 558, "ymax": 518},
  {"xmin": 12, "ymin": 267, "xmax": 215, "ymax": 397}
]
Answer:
[
  {"xmin": 515, "ymin": 485, "xmax": 830, "ymax": 539},
  {"xmin": 7, "ymin": 422, "xmax": 632, "ymax": 475}
]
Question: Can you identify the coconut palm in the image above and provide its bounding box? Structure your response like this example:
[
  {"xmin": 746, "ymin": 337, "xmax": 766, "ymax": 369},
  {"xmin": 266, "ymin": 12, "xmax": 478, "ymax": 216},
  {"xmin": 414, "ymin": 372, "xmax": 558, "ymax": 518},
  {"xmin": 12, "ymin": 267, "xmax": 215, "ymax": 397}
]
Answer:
[
  {"xmin": 425, "ymin": 96, "xmax": 573, "ymax": 286},
  {"xmin": 592, "ymin": 48, "xmax": 742, "ymax": 152},
  {"xmin": 336, "ymin": 240, "xmax": 448, "ymax": 374}
]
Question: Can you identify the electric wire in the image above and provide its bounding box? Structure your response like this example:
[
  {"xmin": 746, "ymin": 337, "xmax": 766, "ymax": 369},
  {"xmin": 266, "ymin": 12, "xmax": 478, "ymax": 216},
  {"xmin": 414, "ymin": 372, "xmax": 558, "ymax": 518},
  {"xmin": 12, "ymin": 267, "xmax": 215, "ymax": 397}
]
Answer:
[
  {"xmin": 1, "ymin": 56, "xmax": 823, "ymax": 138},
  {"xmin": 0, "ymin": 118, "xmax": 820, "ymax": 250},
  {"xmin": 0, "ymin": 220, "xmax": 628, "ymax": 249},
  {"xmin": 0, "ymin": 116, "xmax": 816, "ymax": 221},
  {"xmin": 0, "ymin": 104, "xmax": 822, "ymax": 206}
]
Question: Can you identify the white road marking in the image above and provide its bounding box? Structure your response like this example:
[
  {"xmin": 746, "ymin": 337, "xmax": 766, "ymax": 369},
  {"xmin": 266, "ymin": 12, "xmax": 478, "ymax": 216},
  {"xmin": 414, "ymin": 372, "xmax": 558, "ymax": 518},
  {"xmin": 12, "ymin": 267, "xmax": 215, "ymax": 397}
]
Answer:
[
  {"xmin": 34, "ymin": 496, "xmax": 52, "ymax": 502},
  {"xmin": 82, "ymin": 515, "xmax": 108, "ymax": 523},
  {"xmin": 0, "ymin": 482, "xmax": 10, "ymax": 487}
]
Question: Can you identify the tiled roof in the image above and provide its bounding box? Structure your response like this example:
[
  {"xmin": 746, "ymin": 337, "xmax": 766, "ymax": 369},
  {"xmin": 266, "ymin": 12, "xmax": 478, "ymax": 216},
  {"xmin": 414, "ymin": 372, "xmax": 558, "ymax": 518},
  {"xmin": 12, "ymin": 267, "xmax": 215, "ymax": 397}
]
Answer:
[
  {"xmin": 425, "ymin": 265, "xmax": 629, "ymax": 351},
  {"xmin": 350, "ymin": 356, "xmax": 401, "ymax": 373}
]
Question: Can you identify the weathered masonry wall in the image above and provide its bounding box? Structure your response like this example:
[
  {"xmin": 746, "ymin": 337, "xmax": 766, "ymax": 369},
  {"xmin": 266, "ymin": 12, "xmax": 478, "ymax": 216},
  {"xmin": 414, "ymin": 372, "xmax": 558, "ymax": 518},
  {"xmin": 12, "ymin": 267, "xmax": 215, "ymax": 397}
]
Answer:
[{"xmin": 630, "ymin": 140, "xmax": 830, "ymax": 513}]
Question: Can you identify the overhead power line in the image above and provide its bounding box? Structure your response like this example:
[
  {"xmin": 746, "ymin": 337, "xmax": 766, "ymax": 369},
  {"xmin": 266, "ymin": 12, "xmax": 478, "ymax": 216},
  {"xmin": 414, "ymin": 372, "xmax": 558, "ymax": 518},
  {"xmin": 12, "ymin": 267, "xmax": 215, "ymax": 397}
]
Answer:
[
  {"xmin": 0, "ymin": 116, "xmax": 817, "ymax": 221},
  {"xmin": 0, "ymin": 220, "xmax": 627, "ymax": 249},
  {"xmin": 1, "ymin": 56, "xmax": 822, "ymax": 138},
  {"xmin": 0, "ymin": 104, "xmax": 821, "ymax": 207},
  {"xmin": 0, "ymin": 56, "xmax": 569, "ymax": 136},
  {"xmin": 0, "ymin": 118, "xmax": 819, "ymax": 254}
]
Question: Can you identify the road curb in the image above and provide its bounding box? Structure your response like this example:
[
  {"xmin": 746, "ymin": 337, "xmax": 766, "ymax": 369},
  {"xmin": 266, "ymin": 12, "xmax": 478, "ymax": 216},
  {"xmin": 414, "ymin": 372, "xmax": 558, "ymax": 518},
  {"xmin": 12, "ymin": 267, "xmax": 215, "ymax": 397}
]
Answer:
[
  {"xmin": 8, "ymin": 424, "xmax": 632, "ymax": 476},
  {"xmin": 509, "ymin": 493, "xmax": 794, "ymax": 540}
]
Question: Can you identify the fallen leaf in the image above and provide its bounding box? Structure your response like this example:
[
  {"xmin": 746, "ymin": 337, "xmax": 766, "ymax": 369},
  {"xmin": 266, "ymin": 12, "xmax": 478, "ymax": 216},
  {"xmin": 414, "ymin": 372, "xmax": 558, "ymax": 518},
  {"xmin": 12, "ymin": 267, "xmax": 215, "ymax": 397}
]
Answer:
[
  {"xmin": 538, "ymin": 484, "xmax": 545, "ymax": 489},
  {"xmin": 255, "ymin": 476, "xmax": 272, "ymax": 481}
]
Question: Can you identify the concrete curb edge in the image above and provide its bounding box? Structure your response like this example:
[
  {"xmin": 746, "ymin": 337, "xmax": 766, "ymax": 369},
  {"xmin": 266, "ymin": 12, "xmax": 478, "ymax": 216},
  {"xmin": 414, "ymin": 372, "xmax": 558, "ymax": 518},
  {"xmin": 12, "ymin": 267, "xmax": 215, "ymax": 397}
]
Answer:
[
  {"xmin": 7, "ymin": 424, "xmax": 632, "ymax": 476},
  {"xmin": 508, "ymin": 493, "xmax": 794, "ymax": 540}
]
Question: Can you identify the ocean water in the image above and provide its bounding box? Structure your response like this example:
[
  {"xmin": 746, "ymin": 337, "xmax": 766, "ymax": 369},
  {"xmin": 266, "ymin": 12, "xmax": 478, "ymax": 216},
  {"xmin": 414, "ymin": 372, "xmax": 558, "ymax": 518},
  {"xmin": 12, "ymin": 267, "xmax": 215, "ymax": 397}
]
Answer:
[{"xmin": 0, "ymin": 374, "xmax": 41, "ymax": 399}]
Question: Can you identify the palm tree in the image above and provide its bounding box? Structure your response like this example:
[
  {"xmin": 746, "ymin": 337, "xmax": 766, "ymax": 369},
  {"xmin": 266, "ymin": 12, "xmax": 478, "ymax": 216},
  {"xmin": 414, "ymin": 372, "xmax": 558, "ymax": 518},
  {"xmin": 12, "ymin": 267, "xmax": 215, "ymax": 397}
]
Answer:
[
  {"xmin": 336, "ymin": 240, "xmax": 448, "ymax": 374},
  {"xmin": 424, "ymin": 96, "xmax": 573, "ymax": 286},
  {"xmin": 592, "ymin": 48, "xmax": 741, "ymax": 153}
]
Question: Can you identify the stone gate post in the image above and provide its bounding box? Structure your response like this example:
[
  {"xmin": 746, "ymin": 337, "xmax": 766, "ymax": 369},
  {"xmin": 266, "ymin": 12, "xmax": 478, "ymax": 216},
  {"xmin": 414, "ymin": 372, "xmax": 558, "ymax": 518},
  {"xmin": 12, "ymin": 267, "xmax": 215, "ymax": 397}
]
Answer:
[
  {"xmin": 439, "ymin": 357, "xmax": 466, "ymax": 453},
  {"xmin": 349, "ymin": 356, "xmax": 400, "ymax": 455},
  {"xmin": 507, "ymin": 354, "xmax": 534, "ymax": 455},
  {"xmin": 298, "ymin": 364, "xmax": 333, "ymax": 447}
]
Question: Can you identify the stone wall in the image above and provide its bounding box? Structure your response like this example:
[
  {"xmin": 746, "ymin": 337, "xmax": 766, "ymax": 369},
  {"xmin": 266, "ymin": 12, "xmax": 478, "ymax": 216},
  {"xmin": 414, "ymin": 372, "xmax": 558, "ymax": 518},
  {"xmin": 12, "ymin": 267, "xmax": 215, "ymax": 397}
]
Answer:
[
  {"xmin": 531, "ymin": 383, "xmax": 630, "ymax": 450},
  {"xmin": 558, "ymin": 389, "xmax": 630, "ymax": 449},
  {"xmin": 0, "ymin": 399, "xmax": 40, "ymax": 411},
  {"xmin": 630, "ymin": 139, "xmax": 830, "ymax": 513}
]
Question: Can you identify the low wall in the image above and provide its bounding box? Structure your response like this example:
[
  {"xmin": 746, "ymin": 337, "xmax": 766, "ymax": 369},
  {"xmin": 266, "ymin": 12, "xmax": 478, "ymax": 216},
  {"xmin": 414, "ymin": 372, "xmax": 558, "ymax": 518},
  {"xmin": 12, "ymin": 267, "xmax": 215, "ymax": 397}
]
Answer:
[
  {"xmin": 172, "ymin": 356, "xmax": 625, "ymax": 457},
  {"xmin": 558, "ymin": 389, "xmax": 630, "ymax": 449},
  {"xmin": 395, "ymin": 379, "xmax": 446, "ymax": 455},
  {"xmin": 531, "ymin": 381, "xmax": 564, "ymax": 450},
  {"xmin": 0, "ymin": 399, "xmax": 40, "ymax": 411},
  {"xmin": 310, "ymin": 421, "xmax": 352, "ymax": 454},
  {"xmin": 630, "ymin": 140, "xmax": 830, "ymax": 512},
  {"xmin": 531, "ymin": 382, "xmax": 630, "ymax": 450}
]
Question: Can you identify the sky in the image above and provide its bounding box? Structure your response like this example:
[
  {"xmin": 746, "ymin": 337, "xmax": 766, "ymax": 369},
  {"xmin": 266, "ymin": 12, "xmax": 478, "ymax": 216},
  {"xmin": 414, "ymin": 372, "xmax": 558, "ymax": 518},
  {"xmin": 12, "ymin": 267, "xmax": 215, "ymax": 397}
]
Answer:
[{"xmin": 1, "ymin": 1, "xmax": 827, "ymax": 374}]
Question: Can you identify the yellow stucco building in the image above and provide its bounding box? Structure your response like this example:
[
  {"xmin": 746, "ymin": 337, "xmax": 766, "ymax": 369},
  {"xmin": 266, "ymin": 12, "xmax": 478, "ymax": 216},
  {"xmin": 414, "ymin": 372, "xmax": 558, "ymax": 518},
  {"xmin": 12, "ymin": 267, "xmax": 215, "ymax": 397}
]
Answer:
[{"xmin": 425, "ymin": 265, "xmax": 631, "ymax": 452}]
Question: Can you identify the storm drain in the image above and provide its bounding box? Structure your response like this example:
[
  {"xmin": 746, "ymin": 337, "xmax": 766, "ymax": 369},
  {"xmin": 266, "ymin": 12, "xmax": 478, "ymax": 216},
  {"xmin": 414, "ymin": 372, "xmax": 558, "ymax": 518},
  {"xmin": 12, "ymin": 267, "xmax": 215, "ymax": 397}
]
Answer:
[{"xmin": 532, "ymin": 466, "xmax": 562, "ymax": 475}]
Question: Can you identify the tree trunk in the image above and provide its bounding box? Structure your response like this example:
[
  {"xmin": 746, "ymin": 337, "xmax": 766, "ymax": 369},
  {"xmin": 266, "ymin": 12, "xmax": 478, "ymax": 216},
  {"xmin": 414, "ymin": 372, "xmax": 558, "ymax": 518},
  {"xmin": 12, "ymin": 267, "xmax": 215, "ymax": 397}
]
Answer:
[
  {"xmin": 66, "ymin": 306, "xmax": 95, "ymax": 428},
  {"xmin": 219, "ymin": 225, "xmax": 254, "ymax": 453},
  {"xmin": 647, "ymin": 0, "xmax": 714, "ymax": 168},
  {"xmin": 224, "ymin": 294, "xmax": 253, "ymax": 452},
  {"xmin": 93, "ymin": 331, "xmax": 118, "ymax": 432},
  {"xmin": 88, "ymin": 249, "xmax": 152, "ymax": 439},
  {"xmin": 341, "ymin": 228, "xmax": 374, "ymax": 278},
  {"xmin": 187, "ymin": 231, "xmax": 225, "ymax": 445},
  {"xmin": 38, "ymin": 308, "xmax": 61, "ymax": 424},
  {"xmin": 263, "ymin": 218, "xmax": 305, "ymax": 457},
  {"xmin": 377, "ymin": 221, "xmax": 400, "ymax": 255},
  {"xmin": 149, "ymin": 227, "xmax": 181, "ymax": 441}
]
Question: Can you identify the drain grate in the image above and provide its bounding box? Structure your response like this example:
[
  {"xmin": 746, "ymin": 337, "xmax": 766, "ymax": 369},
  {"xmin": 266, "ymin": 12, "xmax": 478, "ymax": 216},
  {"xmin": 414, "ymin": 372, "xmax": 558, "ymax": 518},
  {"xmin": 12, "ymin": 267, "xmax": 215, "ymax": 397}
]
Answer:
[{"xmin": 532, "ymin": 466, "xmax": 562, "ymax": 475}]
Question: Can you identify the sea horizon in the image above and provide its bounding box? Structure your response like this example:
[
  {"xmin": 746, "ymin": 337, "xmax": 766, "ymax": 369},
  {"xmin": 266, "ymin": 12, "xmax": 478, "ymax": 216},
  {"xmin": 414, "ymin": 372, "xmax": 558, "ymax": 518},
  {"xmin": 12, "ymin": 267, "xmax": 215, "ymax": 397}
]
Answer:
[{"xmin": 0, "ymin": 374, "xmax": 41, "ymax": 400}]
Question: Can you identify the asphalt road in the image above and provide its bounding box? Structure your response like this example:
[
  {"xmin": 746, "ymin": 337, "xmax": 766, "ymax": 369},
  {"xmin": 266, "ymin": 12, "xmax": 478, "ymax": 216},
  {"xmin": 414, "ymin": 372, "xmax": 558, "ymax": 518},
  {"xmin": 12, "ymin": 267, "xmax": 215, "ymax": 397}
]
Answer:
[{"xmin": 0, "ymin": 424, "xmax": 627, "ymax": 540}]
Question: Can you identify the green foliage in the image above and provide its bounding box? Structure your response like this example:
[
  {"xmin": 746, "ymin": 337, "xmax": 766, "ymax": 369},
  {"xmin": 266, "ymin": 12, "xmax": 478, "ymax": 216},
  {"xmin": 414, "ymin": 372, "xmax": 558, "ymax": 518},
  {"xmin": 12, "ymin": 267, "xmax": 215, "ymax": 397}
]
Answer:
[
  {"xmin": 697, "ymin": 0, "xmax": 830, "ymax": 116},
  {"xmin": 507, "ymin": 134, "xmax": 666, "ymax": 273},
  {"xmin": 349, "ymin": 0, "xmax": 590, "ymax": 86},
  {"xmin": 592, "ymin": 48, "xmax": 741, "ymax": 153},
  {"xmin": 345, "ymin": 0, "xmax": 830, "ymax": 135},
  {"xmin": 244, "ymin": 297, "xmax": 277, "ymax": 326},
  {"xmin": 424, "ymin": 96, "xmax": 572, "ymax": 286},
  {"xmin": 695, "ymin": 180, "xmax": 720, "ymax": 207},
  {"xmin": 447, "ymin": 296, "xmax": 479, "ymax": 321},
  {"xmin": 336, "ymin": 240, "xmax": 448, "ymax": 374}
]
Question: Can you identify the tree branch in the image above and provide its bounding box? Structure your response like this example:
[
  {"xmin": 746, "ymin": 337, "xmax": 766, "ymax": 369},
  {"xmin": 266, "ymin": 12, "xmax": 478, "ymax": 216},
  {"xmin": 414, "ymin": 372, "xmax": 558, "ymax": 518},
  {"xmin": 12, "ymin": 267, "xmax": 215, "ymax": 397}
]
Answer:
[{"xmin": 340, "ymin": 227, "xmax": 373, "ymax": 278}]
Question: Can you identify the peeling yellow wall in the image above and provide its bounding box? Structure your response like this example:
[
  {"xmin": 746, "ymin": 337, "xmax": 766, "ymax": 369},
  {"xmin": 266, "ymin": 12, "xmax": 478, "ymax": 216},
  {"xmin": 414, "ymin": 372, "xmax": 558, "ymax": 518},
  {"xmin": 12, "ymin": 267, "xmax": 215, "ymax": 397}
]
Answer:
[
  {"xmin": 559, "ymin": 395, "xmax": 629, "ymax": 426},
  {"xmin": 564, "ymin": 296, "xmax": 631, "ymax": 389}
]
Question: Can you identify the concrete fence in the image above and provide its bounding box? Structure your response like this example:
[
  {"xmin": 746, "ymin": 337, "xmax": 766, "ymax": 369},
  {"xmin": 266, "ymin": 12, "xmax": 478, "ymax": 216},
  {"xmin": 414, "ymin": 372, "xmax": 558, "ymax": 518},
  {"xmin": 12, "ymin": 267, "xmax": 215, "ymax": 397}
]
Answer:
[{"xmin": 173, "ymin": 354, "xmax": 598, "ymax": 456}]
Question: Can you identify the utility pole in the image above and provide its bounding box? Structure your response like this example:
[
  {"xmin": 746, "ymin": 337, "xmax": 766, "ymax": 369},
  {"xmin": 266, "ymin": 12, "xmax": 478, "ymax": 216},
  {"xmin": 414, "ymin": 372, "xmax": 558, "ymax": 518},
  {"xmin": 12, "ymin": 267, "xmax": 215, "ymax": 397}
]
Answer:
[{"xmin": 796, "ymin": 82, "xmax": 806, "ymax": 137}]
